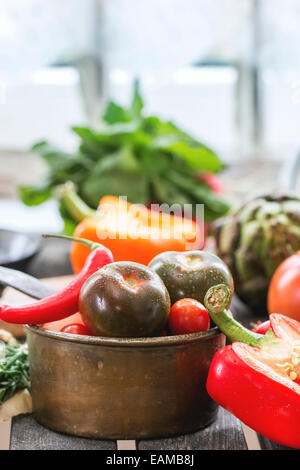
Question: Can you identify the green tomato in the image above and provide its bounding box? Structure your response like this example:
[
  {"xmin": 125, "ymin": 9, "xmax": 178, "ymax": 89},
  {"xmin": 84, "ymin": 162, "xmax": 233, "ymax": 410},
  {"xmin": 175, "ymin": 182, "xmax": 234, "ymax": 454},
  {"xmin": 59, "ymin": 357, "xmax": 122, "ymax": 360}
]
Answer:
[{"xmin": 149, "ymin": 251, "xmax": 234, "ymax": 306}]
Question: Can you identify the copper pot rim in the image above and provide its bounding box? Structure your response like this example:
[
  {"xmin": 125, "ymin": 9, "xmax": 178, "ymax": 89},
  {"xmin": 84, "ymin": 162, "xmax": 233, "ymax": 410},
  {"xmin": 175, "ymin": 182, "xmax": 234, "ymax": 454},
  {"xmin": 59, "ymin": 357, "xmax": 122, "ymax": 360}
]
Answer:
[{"xmin": 26, "ymin": 324, "xmax": 222, "ymax": 348}]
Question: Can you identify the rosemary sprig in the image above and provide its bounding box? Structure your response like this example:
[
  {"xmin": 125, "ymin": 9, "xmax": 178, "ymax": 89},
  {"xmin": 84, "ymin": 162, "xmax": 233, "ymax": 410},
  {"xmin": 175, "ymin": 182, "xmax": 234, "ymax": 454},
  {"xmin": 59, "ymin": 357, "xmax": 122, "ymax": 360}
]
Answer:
[{"xmin": 0, "ymin": 343, "xmax": 30, "ymax": 406}]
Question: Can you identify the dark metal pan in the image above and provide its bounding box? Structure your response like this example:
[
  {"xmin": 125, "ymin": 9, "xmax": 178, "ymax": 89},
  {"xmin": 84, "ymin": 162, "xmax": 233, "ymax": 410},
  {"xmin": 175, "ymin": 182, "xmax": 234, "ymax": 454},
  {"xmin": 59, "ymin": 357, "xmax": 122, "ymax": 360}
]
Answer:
[
  {"xmin": 27, "ymin": 325, "xmax": 225, "ymax": 439},
  {"xmin": 0, "ymin": 229, "xmax": 40, "ymax": 271}
]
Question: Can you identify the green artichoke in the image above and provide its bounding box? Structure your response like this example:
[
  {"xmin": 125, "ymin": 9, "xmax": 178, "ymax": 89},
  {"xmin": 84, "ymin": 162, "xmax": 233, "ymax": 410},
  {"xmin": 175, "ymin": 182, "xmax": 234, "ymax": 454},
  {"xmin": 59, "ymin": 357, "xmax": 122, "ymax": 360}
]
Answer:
[{"xmin": 214, "ymin": 195, "xmax": 300, "ymax": 312}]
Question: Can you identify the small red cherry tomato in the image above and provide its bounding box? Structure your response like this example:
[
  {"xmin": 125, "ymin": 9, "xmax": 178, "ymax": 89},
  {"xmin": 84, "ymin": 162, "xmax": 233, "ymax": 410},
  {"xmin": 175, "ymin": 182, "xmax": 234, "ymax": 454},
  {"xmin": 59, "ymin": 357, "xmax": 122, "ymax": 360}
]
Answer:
[
  {"xmin": 43, "ymin": 312, "xmax": 85, "ymax": 332},
  {"xmin": 61, "ymin": 323, "xmax": 92, "ymax": 335},
  {"xmin": 160, "ymin": 330, "xmax": 168, "ymax": 337},
  {"xmin": 169, "ymin": 298, "xmax": 210, "ymax": 335}
]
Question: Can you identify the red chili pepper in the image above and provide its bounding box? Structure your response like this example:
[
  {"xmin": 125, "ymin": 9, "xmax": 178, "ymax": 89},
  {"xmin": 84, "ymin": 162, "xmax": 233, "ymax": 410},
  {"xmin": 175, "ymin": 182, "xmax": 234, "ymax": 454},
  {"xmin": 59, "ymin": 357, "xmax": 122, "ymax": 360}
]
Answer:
[
  {"xmin": 204, "ymin": 284, "xmax": 300, "ymax": 449},
  {"xmin": 0, "ymin": 234, "xmax": 113, "ymax": 325}
]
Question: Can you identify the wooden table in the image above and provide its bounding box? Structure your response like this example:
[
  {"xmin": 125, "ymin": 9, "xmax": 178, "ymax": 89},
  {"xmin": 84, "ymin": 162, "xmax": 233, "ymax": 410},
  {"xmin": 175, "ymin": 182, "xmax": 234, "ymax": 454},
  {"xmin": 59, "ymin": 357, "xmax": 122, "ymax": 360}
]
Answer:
[{"xmin": 8, "ymin": 405, "xmax": 291, "ymax": 450}]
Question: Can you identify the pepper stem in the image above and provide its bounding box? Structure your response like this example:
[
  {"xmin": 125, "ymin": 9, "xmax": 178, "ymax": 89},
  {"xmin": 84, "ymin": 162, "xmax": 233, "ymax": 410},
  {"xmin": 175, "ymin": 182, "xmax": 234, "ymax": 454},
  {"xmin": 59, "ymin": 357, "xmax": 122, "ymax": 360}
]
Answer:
[
  {"xmin": 42, "ymin": 233, "xmax": 102, "ymax": 251},
  {"xmin": 57, "ymin": 182, "xmax": 97, "ymax": 222},
  {"xmin": 204, "ymin": 284, "xmax": 263, "ymax": 347}
]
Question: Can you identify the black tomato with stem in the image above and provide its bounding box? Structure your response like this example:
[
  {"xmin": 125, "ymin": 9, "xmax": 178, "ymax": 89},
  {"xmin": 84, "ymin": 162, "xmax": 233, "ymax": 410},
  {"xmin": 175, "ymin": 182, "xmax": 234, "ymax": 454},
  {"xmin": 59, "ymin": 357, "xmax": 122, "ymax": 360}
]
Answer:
[{"xmin": 79, "ymin": 261, "xmax": 170, "ymax": 337}]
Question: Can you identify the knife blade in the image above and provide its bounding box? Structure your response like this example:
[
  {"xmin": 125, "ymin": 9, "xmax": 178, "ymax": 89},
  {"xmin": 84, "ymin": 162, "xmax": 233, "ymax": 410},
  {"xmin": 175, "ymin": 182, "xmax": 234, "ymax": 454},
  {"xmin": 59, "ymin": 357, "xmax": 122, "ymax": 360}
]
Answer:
[{"xmin": 0, "ymin": 266, "xmax": 57, "ymax": 300}]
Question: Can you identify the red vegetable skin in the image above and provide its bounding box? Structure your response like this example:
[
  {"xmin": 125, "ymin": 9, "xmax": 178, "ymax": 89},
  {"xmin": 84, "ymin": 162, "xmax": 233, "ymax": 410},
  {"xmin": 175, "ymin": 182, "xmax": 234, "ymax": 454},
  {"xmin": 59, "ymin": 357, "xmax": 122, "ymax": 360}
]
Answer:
[
  {"xmin": 0, "ymin": 243, "xmax": 113, "ymax": 324},
  {"xmin": 61, "ymin": 323, "xmax": 92, "ymax": 335},
  {"xmin": 207, "ymin": 314, "xmax": 300, "ymax": 449},
  {"xmin": 252, "ymin": 320, "xmax": 270, "ymax": 335},
  {"xmin": 43, "ymin": 313, "xmax": 85, "ymax": 332},
  {"xmin": 169, "ymin": 298, "xmax": 210, "ymax": 335},
  {"xmin": 268, "ymin": 251, "xmax": 300, "ymax": 322}
]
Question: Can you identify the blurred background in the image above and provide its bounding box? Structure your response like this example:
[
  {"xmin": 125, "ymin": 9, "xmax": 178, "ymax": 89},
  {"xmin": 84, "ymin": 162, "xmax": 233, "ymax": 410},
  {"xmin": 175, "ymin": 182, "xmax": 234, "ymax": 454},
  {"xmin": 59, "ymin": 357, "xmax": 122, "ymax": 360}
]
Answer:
[
  {"xmin": 0, "ymin": 0, "xmax": 300, "ymax": 272},
  {"xmin": 2, "ymin": 0, "xmax": 300, "ymax": 154}
]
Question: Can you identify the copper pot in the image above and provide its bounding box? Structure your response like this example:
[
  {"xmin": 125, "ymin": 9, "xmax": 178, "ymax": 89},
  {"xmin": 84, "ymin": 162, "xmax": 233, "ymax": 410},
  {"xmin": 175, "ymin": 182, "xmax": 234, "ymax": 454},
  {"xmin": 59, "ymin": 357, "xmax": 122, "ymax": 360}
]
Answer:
[{"xmin": 26, "ymin": 326, "xmax": 225, "ymax": 439}]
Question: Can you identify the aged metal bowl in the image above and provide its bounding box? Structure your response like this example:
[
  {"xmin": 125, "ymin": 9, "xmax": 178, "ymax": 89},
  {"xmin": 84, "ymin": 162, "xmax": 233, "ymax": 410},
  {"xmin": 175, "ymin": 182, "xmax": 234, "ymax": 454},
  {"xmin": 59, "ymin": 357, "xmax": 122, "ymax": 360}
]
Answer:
[{"xmin": 26, "ymin": 326, "xmax": 225, "ymax": 439}]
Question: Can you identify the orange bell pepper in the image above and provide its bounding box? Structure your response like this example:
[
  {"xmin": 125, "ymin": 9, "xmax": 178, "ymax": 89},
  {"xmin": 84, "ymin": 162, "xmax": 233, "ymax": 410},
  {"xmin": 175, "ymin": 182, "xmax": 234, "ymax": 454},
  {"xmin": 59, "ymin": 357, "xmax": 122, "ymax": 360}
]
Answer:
[{"xmin": 70, "ymin": 196, "xmax": 202, "ymax": 273}]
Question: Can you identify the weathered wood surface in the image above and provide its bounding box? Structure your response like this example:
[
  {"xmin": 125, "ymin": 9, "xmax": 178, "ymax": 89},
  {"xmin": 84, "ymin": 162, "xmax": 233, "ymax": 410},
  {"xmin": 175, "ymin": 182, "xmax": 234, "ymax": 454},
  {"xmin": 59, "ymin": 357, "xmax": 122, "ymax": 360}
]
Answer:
[
  {"xmin": 9, "ymin": 409, "xmax": 292, "ymax": 450},
  {"xmin": 9, "ymin": 408, "xmax": 246, "ymax": 451},
  {"xmin": 138, "ymin": 408, "xmax": 247, "ymax": 450},
  {"xmin": 10, "ymin": 415, "xmax": 116, "ymax": 451},
  {"xmin": 258, "ymin": 436, "xmax": 292, "ymax": 451}
]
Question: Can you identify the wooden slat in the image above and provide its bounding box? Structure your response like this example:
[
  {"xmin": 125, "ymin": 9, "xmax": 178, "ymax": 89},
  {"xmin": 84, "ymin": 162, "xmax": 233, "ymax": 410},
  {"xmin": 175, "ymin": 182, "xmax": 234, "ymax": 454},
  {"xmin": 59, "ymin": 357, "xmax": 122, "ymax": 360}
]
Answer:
[
  {"xmin": 241, "ymin": 424, "xmax": 261, "ymax": 450},
  {"xmin": 10, "ymin": 409, "xmax": 248, "ymax": 451},
  {"xmin": 258, "ymin": 435, "xmax": 293, "ymax": 451},
  {"xmin": 117, "ymin": 440, "xmax": 137, "ymax": 450},
  {"xmin": 0, "ymin": 420, "xmax": 11, "ymax": 450},
  {"xmin": 10, "ymin": 415, "xmax": 116, "ymax": 450},
  {"xmin": 138, "ymin": 408, "xmax": 247, "ymax": 450}
]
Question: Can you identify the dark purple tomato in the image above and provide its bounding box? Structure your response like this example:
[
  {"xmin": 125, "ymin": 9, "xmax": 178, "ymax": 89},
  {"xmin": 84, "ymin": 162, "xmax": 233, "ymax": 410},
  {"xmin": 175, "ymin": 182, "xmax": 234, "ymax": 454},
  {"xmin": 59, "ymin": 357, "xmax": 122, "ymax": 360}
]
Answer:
[{"xmin": 79, "ymin": 261, "xmax": 170, "ymax": 337}]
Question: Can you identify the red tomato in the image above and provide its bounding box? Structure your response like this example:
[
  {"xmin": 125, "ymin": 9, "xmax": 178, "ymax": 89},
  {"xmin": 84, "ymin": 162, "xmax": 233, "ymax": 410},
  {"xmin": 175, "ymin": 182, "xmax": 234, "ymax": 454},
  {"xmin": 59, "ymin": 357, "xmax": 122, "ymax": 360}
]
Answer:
[
  {"xmin": 61, "ymin": 323, "xmax": 92, "ymax": 335},
  {"xmin": 169, "ymin": 298, "xmax": 210, "ymax": 335},
  {"xmin": 43, "ymin": 312, "xmax": 85, "ymax": 332},
  {"xmin": 268, "ymin": 251, "xmax": 300, "ymax": 321}
]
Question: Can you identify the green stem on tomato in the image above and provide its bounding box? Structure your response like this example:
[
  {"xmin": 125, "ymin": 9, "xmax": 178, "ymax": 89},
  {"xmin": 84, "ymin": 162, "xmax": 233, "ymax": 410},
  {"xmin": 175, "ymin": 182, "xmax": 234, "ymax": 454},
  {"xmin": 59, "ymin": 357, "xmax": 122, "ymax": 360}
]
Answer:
[
  {"xmin": 42, "ymin": 233, "xmax": 102, "ymax": 251},
  {"xmin": 204, "ymin": 284, "xmax": 264, "ymax": 347},
  {"xmin": 58, "ymin": 182, "xmax": 97, "ymax": 222}
]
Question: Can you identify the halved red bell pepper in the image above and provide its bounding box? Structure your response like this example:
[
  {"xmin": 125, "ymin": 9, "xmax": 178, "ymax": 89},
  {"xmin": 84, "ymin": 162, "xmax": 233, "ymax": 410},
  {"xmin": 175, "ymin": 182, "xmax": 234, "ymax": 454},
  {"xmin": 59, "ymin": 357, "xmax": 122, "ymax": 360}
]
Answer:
[{"xmin": 204, "ymin": 284, "xmax": 300, "ymax": 449}]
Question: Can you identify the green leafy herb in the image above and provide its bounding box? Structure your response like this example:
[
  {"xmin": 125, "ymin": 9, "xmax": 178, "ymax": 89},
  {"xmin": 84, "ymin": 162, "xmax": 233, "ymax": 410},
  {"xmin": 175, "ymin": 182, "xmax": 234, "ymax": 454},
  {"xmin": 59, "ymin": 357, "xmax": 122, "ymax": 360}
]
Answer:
[
  {"xmin": 0, "ymin": 343, "xmax": 30, "ymax": 406},
  {"xmin": 20, "ymin": 80, "xmax": 230, "ymax": 229}
]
